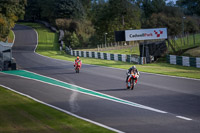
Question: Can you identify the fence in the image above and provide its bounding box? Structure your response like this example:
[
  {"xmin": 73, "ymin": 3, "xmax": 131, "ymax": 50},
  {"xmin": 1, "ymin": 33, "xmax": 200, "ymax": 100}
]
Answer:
[
  {"xmin": 168, "ymin": 33, "xmax": 200, "ymax": 53},
  {"xmin": 66, "ymin": 49, "xmax": 144, "ymax": 64},
  {"xmin": 166, "ymin": 55, "xmax": 200, "ymax": 68},
  {"xmin": 96, "ymin": 42, "xmax": 139, "ymax": 51}
]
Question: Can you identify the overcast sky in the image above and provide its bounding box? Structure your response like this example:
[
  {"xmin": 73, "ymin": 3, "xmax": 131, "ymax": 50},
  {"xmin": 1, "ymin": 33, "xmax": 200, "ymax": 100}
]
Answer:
[{"xmin": 166, "ymin": 0, "xmax": 177, "ymax": 4}]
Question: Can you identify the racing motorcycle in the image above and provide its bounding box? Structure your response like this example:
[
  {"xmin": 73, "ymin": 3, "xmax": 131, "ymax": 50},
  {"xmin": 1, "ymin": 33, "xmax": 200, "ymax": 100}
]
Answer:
[
  {"xmin": 126, "ymin": 72, "xmax": 138, "ymax": 90},
  {"xmin": 75, "ymin": 61, "xmax": 81, "ymax": 73}
]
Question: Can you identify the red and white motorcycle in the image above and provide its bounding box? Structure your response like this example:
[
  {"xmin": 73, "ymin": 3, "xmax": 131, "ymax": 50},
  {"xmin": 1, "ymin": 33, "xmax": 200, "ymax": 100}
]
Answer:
[
  {"xmin": 126, "ymin": 71, "xmax": 139, "ymax": 90},
  {"xmin": 74, "ymin": 61, "xmax": 81, "ymax": 73}
]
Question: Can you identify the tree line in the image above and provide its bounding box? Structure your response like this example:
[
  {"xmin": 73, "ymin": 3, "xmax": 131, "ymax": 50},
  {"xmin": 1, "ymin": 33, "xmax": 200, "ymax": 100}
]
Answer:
[
  {"xmin": 0, "ymin": 0, "xmax": 200, "ymax": 49},
  {"xmin": 0, "ymin": 0, "xmax": 26, "ymax": 41}
]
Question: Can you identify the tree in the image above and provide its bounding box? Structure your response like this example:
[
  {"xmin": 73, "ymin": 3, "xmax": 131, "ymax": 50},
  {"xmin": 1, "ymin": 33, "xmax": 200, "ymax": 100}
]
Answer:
[
  {"xmin": 64, "ymin": 32, "xmax": 80, "ymax": 48},
  {"xmin": 0, "ymin": 0, "xmax": 27, "ymax": 41},
  {"xmin": 40, "ymin": 0, "xmax": 56, "ymax": 22},
  {"xmin": 146, "ymin": 13, "xmax": 182, "ymax": 36},
  {"xmin": 70, "ymin": 32, "xmax": 80, "ymax": 48},
  {"xmin": 94, "ymin": 0, "xmax": 141, "ymax": 43},
  {"xmin": 184, "ymin": 16, "xmax": 199, "ymax": 33},
  {"xmin": 80, "ymin": 0, "xmax": 91, "ymax": 18},
  {"xmin": 136, "ymin": 0, "xmax": 166, "ymax": 19},
  {"xmin": 54, "ymin": 0, "xmax": 85, "ymax": 19},
  {"xmin": 25, "ymin": 0, "xmax": 41, "ymax": 21},
  {"xmin": 176, "ymin": 0, "xmax": 200, "ymax": 16}
]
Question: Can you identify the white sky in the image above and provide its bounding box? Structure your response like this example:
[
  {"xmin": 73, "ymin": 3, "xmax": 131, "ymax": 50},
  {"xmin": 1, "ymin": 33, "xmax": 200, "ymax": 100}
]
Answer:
[{"xmin": 166, "ymin": 0, "xmax": 177, "ymax": 4}]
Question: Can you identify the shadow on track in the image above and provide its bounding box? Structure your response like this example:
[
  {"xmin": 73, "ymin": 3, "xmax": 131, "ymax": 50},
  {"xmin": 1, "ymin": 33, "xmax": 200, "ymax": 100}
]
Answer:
[{"xmin": 97, "ymin": 88, "xmax": 128, "ymax": 92}]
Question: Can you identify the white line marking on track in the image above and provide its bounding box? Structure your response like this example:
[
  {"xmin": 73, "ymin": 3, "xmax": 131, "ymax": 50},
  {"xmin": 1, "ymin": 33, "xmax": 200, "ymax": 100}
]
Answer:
[
  {"xmin": 176, "ymin": 116, "xmax": 193, "ymax": 121},
  {"xmin": 30, "ymin": 25, "xmax": 200, "ymax": 81},
  {"xmin": 14, "ymin": 24, "xmax": 195, "ymax": 125},
  {"xmin": 3, "ymin": 70, "xmax": 168, "ymax": 114},
  {"xmin": 0, "ymin": 84, "xmax": 124, "ymax": 133},
  {"xmin": 1, "ymin": 70, "xmax": 168, "ymax": 114}
]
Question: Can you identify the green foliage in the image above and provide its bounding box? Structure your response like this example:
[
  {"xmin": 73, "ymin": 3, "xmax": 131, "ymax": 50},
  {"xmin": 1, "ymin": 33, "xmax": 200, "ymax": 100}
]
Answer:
[
  {"xmin": 176, "ymin": 0, "xmax": 200, "ymax": 16},
  {"xmin": 63, "ymin": 31, "xmax": 80, "ymax": 48},
  {"xmin": 0, "ymin": 0, "xmax": 26, "ymax": 41},
  {"xmin": 70, "ymin": 32, "xmax": 80, "ymax": 48},
  {"xmin": 54, "ymin": 0, "xmax": 85, "ymax": 19},
  {"xmin": 137, "ymin": 0, "xmax": 166, "ymax": 19},
  {"xmin": 25, "ymin": 0, "xmax": 85, "ymax": 21},
  {"xmin": 143, "ymin": 1, "xmax": 199, "ymax": 36},
  {"xmin": 79, "ymin": 0, "xmax": 91, "ymax": 18},
  {"xmin": 24, "ymin": 0, "xmax": 41, "ymax": 20},
  {"xmin": 185, "ymin": 17, "xmax": 199, "ymax": 33},
  {"xmin": 56, "ymin": 18, "xmax": 95, "ymax": 48},
  {"xmin": 40, "ymin": 0, "xmax": 56, "ymax": 21},
  {"xmin": 56, "ymin": 19, "xmax": 76, "ymax": 31},
  {"xmin": 94, "ymin": 0, "xmax": 141, "ymax": 44},
  {"xmin": 146, "ymin": 13, "xmax": 182, "ymax": 36},
  {"xmin": 22, "ymin": 0, "xmax": 200, "ymax": 49}
]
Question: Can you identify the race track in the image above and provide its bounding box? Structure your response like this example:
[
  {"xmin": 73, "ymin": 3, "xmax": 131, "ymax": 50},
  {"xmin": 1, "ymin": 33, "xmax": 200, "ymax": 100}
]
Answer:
[{"xmin": 1, "ymin": 24, "xmax": 200, "ymax": 133}]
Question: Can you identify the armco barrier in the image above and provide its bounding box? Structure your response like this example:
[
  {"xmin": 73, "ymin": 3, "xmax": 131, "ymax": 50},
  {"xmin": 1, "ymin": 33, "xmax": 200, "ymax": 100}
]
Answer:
[
  {"xmin": 67, "ymin": 49, "xmax": 142, "ymax": 64},
  {"xmin": 166, "ymin": 55, "xmax": 200, "ymax": 68}
]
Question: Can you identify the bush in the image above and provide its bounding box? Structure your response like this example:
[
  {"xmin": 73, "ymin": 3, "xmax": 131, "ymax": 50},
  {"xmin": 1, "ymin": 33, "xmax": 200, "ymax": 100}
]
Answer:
[{"xmin": 58, "ymin": 19, "xmax": 95, "ymax": 49}]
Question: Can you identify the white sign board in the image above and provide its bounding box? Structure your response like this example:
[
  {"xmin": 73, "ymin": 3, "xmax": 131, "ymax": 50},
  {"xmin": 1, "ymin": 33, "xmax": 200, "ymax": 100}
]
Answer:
[{"xmin": 125, "ymin": 28, "xmax": 167, "ymax": 41}]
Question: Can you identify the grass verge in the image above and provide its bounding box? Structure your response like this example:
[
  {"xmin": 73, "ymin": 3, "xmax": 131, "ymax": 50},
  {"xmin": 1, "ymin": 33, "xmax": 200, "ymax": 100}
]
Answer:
[
  {"xmin": 182, "ymin": 46, "xmax": 200, "ymax": 57},
  {"xmin": 168, "ymin": 34, "xmax": 200, "ymax": 53},
  {"xmin": 39, "ymin": 51, "xmax": 200, "ymax": 79},
  {"xmin": 102, "ymin": 47, "xmax": 140, "ymax": 55},
  {"xmin": 78, "ymin": 46, "xmax": 140, "ymax": 55},
  {"xmin": 0, "ymin": 86, "xmax": 113, "ymax": 133},
  {"xmin": 18, "ymin": 22, "xmax": 59, "ymax": 51},
  {"xmin": 20, "ymin": 22, "xmax": 200, "ymax": 80},
  {"xmin": 8, "ymin": 30, "xmax": 14, "ymax": 43}
]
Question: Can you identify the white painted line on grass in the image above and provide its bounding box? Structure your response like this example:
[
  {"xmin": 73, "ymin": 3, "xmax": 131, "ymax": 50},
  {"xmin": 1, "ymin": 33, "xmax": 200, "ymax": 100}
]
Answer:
[
  {"xmin": 0, "ymin": 84, "xmax": 124, "ymax": 133},
  {"xmin": 176, "ymin": 116, "xmax": 193, "ymax": 121}
]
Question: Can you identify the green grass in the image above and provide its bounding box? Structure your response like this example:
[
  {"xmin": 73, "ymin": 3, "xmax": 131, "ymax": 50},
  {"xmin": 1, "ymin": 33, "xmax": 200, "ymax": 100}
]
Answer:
[
  {"xmin": 39, "ymin": 50, "xmax": 200, "ymax": 79},
  {"xmin": 102, "ymin": 47, "xmax": 140, "ymax": 55},
  {"xmin": 20, "ymin": 22, "xmax": 200, "ymax": 80},
  {"xmin": 168, "ymin": 34, "xmax": 200, "ymax": 53},
  {"xmin": 0, "ymin": 86, "xmax": 113, "ymax": 133},
  {"xmin": 6, "ymin": 22, "xmax": 199, "ymax": 133},
  {"xmin": 8, "ymin": 30, "xmax": 14, "ymax": 43},
  {"xmin": 78, "ymin": 46, "xmax": 140, "ymax": 55},
  {"xmin": 18, "ymin": 22, "xmax": 59, "ymax": 51},
  {"xmin": 182, "ymin": 46, "xmax": 200, "ymax": 57}
]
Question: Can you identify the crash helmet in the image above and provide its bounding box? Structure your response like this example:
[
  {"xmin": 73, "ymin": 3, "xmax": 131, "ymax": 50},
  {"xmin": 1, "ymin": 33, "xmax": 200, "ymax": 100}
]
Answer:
[
  {"xmin": 77, "ymin": 56, "xmax": 80, "ymax": 60},
  {"xmin": 132, "ymin": 65, "xmax": 136, "ymax": 69}
]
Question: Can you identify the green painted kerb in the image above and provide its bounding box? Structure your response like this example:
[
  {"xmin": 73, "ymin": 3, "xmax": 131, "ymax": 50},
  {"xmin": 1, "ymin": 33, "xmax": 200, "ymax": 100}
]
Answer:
[{"xmin": 1, "ymin": 70, "xmax": 166, "ymax": 113}]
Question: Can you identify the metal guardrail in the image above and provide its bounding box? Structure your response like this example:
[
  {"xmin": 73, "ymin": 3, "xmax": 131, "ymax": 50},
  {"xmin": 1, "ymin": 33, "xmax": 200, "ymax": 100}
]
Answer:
[{"xmin": 65, "ymin": 48, "xmax": 151, "ymax": 64}]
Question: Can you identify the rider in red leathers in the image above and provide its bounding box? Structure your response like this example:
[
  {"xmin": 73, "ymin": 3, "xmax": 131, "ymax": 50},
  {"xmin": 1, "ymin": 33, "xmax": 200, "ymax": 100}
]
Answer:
[
  {"xmin": 126, "ymin": 65, "xmax": 139, "ymax": 86},
  {"xmin": 74, "ymin": 56, "xmax": 82, "ymax": 69}
]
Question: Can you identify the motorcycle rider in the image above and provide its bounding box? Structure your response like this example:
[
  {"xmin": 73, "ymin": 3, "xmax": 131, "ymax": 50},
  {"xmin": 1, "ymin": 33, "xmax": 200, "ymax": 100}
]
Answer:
[
  {"xmin": 74, "ymin": 56, "xmax": 82, "ymax": 68},
  {"xmin": 126, "ymin": 65, "xmax": 139, "ymax": 86}
]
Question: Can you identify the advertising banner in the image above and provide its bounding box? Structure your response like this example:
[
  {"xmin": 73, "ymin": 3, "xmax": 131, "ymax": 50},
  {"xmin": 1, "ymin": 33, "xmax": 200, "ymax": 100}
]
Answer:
[{"xmin": 125, "ymin": 28, "xmax": 167, "ymax": 41}]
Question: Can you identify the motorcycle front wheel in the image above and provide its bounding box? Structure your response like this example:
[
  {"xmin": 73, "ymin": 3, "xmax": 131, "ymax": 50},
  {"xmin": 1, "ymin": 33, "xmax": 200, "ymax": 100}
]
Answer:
[
  {"xmin": 77, "ymin": 68, "xmax": 79, "ymax": 73},
  {"xmin": 130, "ymin": 78, "xmax": 135, "ymax": 90}
]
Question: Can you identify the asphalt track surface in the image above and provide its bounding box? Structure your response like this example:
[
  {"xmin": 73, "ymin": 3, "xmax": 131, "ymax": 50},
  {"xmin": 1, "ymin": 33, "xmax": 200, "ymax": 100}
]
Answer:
[{"xmin": 1, "ymin": 24, "xmax": 200, "ymax": 133}]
